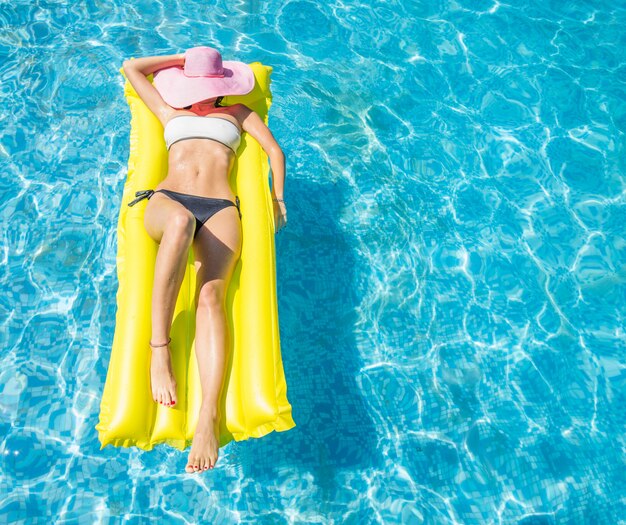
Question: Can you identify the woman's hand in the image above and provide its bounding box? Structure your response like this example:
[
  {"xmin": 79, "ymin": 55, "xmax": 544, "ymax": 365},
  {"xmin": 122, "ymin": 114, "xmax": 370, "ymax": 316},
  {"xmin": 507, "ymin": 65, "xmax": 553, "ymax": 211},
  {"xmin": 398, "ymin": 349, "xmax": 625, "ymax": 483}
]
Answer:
[{"xmin": 273, "ymin": 199, "xmax": 287, "ymax": 233}]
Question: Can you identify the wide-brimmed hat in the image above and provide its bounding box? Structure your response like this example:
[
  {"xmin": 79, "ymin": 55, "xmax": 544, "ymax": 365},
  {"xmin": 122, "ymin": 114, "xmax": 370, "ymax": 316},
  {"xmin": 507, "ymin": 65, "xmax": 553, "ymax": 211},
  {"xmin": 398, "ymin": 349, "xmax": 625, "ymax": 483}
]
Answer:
[{"xmin": 153, "ymin": 46, "xmax": 255, "ymax": 108}]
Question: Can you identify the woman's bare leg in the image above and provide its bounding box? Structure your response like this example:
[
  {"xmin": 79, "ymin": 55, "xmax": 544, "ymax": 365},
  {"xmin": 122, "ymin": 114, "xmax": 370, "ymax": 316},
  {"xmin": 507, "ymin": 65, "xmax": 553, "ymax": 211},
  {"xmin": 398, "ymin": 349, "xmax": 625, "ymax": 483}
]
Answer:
[
  {"xmin": 185, "ymin": 205, "xmax": 242, "ymax": 473},
  {"xmin": 143, "ymin": 194, "xmax": 196, "ymax": 407}
]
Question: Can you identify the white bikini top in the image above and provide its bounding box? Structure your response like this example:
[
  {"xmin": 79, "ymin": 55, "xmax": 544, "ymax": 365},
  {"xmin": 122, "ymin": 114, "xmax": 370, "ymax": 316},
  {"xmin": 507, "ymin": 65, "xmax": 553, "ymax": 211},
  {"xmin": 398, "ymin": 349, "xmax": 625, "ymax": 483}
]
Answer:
[{"xmin": 164, "ymin": 115, "xmax": 242, "ymax": 153}]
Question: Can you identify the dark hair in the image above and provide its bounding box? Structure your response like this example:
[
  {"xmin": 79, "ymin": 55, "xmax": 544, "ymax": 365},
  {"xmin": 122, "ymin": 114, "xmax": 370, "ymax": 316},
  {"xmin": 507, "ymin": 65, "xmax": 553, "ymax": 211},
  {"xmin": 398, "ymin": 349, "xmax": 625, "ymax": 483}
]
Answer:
[{"xmin": 182, "ymin": 96, "xmax": 224, "ymax": 111}]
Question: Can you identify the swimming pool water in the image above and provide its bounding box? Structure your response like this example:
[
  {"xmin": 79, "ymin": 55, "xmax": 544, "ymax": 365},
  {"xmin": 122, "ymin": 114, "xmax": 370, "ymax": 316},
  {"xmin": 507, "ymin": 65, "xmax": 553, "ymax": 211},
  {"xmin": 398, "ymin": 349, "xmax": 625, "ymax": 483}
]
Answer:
[{"xmin": 1, "ymin": 0, "xmax": 625, "ymax": 523}]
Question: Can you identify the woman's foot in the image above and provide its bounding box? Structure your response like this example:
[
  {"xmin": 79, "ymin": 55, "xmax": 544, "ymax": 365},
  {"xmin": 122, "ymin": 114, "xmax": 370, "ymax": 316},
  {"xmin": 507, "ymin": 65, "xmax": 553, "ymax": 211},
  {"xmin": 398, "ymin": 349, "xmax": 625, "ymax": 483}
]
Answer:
[
  {"xmin": 149, "ymin": 341, "xmax": 178, "ymax": 407},
  {"xmin": 185, "ymin": 412, "xmax": 220, "ymax": 473}
]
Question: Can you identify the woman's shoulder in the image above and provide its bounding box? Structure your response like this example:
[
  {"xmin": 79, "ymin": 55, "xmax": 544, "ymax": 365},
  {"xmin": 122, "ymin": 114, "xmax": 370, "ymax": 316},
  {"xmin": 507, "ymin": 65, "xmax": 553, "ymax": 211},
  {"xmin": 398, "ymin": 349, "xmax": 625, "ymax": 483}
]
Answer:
[
  {"xmin": 230, "ymin": 103, "xmax": 256, "ymax": 120},
  {"xmin": 230, "ymin": 103, "xmax": 254, "ymax": 112}
]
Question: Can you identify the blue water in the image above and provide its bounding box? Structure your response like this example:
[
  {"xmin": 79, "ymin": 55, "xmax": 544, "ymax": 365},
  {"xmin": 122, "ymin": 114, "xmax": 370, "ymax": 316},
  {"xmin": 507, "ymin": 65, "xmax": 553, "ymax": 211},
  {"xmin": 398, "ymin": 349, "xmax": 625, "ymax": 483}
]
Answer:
[{"xmin": 1, "ymin": 0, "xmax": 625, "ymax": 523}]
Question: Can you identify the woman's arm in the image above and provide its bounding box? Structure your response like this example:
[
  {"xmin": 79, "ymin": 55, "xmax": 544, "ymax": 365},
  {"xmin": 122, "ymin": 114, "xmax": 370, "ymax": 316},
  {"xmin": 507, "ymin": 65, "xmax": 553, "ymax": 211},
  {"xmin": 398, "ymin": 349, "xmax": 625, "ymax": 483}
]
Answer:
[
  {"xmin": 237, "ymin": 105, "xmax": 286, "ymax": 200},
  {"xmin": 122, "ymin": 53, "xmax": 184, "ymax": 125}
]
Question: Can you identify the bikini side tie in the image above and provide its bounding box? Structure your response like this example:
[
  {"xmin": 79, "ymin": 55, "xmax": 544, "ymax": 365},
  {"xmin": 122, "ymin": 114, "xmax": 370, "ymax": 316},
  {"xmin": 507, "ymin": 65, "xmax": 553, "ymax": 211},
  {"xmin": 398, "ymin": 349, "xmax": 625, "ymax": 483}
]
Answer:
[{"xmin": 128, "ymin": 189, "xmax": 155, "ymax": 207}]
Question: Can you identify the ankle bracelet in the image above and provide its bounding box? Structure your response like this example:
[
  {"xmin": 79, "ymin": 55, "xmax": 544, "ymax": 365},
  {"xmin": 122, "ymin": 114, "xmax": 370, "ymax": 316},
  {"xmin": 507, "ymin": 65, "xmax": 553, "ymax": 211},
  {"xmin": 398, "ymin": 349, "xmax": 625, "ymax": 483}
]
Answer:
[{"xmin": 149, "ymin": 337, "xmax": 171, "ymax": 348}]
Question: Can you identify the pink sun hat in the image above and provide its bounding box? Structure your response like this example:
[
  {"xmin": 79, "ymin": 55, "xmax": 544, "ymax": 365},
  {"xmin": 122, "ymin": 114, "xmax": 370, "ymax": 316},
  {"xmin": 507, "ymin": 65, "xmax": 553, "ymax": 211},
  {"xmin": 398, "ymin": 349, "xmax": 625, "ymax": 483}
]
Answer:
[{"xmin": 153, "ymin": 46, "xmax": 255, "ymax": 108}]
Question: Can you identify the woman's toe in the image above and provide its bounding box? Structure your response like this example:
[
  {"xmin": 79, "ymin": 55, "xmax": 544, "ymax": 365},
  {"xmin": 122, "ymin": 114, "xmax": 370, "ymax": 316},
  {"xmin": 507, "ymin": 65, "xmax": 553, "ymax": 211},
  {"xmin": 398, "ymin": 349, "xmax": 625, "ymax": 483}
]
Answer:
[{"xmin": 170, "ymin": 391, "xmax": 177, "ymax": 406}]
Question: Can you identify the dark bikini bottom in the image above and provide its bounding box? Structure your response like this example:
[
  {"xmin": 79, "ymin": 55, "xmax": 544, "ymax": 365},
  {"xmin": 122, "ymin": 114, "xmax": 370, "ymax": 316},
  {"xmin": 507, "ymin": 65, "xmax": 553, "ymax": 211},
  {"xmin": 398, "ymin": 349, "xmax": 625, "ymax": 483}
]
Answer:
[{"xmin": 128, "ymin": 188, "xmax": 241, "ymax": 237}]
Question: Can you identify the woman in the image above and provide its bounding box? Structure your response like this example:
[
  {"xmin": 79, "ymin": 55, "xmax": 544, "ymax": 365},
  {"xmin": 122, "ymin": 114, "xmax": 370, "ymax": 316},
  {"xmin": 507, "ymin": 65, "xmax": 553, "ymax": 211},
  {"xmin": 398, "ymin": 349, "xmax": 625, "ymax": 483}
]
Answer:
[{"xmin": 122, "ymin": 46, "xmax": 287, "ymax": 474}]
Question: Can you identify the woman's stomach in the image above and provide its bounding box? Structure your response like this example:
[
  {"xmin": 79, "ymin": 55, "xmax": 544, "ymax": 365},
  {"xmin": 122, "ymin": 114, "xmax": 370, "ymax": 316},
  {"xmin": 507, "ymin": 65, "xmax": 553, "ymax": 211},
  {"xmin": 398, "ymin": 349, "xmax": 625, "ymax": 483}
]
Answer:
[{"xmin": 156, "ymin": 139, "xmax": 237, "ymax": 200}]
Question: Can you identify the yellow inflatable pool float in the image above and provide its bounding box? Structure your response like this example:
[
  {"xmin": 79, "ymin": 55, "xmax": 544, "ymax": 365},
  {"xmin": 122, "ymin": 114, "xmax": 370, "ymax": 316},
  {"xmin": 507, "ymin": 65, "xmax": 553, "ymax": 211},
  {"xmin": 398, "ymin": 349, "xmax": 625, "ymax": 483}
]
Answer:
[{"xmin": 96, "ymin": 61, "xmax": 296, "ymax": 451}]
